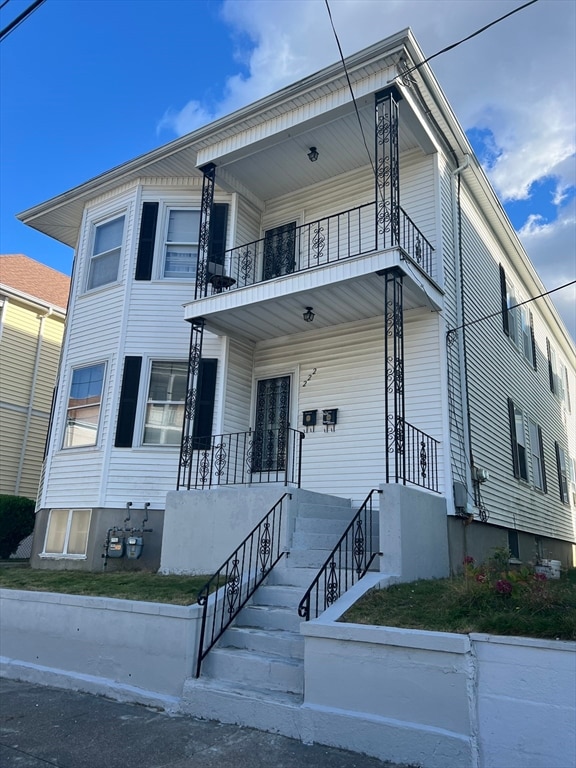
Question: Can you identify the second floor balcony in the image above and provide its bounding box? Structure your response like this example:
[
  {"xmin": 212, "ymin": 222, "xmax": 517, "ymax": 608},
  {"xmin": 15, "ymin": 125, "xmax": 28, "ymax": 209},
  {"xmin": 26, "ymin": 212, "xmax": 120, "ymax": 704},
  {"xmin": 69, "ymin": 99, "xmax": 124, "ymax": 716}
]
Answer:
[{"xmin": 197, "ymin": 201, "xmax": 434, "ymax": 299}]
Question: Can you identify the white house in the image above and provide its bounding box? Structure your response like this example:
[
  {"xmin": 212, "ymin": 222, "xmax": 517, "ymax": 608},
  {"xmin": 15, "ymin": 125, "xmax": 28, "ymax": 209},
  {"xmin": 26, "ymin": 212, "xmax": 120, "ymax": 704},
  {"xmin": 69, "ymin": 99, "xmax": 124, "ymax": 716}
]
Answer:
[{"xmin": 19, "ymin": 29, "xmax": 575, "ymax": 576}]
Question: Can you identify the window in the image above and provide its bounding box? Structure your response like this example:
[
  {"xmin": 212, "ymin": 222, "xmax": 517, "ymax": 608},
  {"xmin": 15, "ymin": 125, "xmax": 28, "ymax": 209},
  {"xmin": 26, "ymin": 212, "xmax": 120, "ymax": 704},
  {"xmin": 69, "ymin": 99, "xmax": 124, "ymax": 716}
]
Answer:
[
  {"xmin": 507, "ymin": 530, "xmax": 519, "ymax": 559},
  {"xmin": 499, "ymin": 266, "xmax": 535, "ymax": 367},
  {"xmin": 163, "ymin": 209, "xmax": 200, "ymax": 278},
  {"xmin": 528, "ymin": 421, "xmax": 547, "ymax": 491},
  {"xmin": 143, "ymin": 361, "xmax": 187, "ymax": 444},
  {"xmin": 507, "ymin": 398, "xmax": 528, "ymax": 481},
  {"xmin": 87, "ymin": 216, "xmax": 125, "ymax": 290},
  {"xmin": 555, "ymin": 442, "xmax": 570, "ymax": 504},
  {"xmin": 43, "ymin": 509, "xmax": 91, "ymax": 556},
  {"xmin": 64, "ymin": 363, "xmax": 105, "ymax": 448}
]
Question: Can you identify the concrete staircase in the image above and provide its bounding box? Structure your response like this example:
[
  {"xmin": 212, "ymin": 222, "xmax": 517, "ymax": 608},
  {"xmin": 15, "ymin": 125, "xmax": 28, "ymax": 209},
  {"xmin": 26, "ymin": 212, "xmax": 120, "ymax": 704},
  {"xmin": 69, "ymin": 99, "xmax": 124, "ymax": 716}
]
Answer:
[{"xmin": 181, "ymin": 493, "xmax": 360, "ymax": 735}]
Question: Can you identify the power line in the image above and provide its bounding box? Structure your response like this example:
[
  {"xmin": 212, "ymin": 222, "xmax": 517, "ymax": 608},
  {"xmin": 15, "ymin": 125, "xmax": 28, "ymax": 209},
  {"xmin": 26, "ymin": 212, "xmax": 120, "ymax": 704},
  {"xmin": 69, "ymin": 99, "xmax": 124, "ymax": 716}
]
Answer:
[
  {"xmin": 0, "ymin": 0, "xmax": 46, "ymax": 43},
  {"xmin": 447, "ymin": 280, "xmax": 576, "ymax": 337},
  {"xmin": 398, "ymin": 0, "xmax": 540, "ymax": 79},
  {"xmin": 0, "ymin": 1, "xmax": 12, "ymax": 12}
]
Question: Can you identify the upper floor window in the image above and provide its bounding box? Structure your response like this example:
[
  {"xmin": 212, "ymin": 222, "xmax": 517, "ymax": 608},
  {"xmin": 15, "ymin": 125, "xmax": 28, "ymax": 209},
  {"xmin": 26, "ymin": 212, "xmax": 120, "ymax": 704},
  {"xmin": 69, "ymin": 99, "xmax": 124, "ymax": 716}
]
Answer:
[
  {"xmin": 143, "ymin": 361, "xmax": 187, "ymax": 444},
  {"xmin": 87, "ymin": 215, "xmax": 125, "ymax": 291},
  {"xmin": 163, "ymin": 209, "xmax": 200, "ymax": 279},
  {"xmin": 63, "ymin": 363, "xmax": 105, "ymax": 448},
  {"xmin": 507, "ymin": 397, "xmax": 528, "ymax": 482},
  {"xmin": 528, "ymin": 420, "xmax": 547, "ymax": 492},
  {"xmin": 546, "ymin": 339, "xmax": 571, "ymax": 410},
  {"xmin": 555, "ymin": 442, "xmax": 570, "ymax": 504},
  {"xmin": 499, "ymin": 265, "xmax": 535, "ymax": 368}
]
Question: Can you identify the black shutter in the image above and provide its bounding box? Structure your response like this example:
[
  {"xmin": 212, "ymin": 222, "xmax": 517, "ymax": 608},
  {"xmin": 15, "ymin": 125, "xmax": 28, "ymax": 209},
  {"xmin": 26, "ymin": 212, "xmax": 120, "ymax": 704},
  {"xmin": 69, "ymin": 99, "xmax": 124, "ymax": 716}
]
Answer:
[
  {"xmin": 538, "ymin": 426, "xmax": 547, "ymax": 494},
  {"xmin": 208, "ymin": 203, "xmax": 229, "ymax": 267},
  {"xmin": 529, "ymin": 311, "xmax": 537, "ymax": 370},
  {"xmin": 115, "ymin": 356, "xmax": 142, "ymax": 447},
  {"xmin": 135, "ymin": 202, "xmax": 159, "ymax": 280},
  {"xmin": 546, "ymin": 338, "xmax": 555, "ymax": 393},
  {"xmin": 507, "ymin": 397, "xmax": 520, "ymax": 478},
  {"xmin": 192, "ymin": 359, "xmax": 218, "ymax": 450},
  {"xmin": 499, "ymin": 265, "xmax": 509, "ymax": 336}
]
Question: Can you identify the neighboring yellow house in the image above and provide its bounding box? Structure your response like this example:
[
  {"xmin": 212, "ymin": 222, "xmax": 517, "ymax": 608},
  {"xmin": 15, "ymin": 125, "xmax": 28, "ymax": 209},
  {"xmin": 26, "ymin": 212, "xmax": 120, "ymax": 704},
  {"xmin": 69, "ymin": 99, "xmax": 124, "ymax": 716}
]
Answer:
[{"xmin": 0, "ymin": 254, "xmax": 70, "ymax": 500}]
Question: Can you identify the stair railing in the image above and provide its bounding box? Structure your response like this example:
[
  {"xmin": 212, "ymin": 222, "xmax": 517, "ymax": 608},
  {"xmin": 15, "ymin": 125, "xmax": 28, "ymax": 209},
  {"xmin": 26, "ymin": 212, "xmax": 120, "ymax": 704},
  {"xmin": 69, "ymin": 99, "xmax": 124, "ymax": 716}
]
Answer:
[
  {"xmin": 298, "ymin": 489, "xmax": 382, "ymax": 621},
  {"xmin": 195, "ymin": 493, "xmax": 290, "ymax": 678}
]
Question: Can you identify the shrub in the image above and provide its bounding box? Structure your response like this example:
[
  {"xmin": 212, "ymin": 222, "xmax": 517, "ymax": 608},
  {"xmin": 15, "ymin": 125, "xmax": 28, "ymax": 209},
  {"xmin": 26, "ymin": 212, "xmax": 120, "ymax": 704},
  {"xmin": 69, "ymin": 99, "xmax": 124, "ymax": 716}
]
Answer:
[{"xmin": 0, "ymin": 495, "xmax": 36, "ymax": 559}]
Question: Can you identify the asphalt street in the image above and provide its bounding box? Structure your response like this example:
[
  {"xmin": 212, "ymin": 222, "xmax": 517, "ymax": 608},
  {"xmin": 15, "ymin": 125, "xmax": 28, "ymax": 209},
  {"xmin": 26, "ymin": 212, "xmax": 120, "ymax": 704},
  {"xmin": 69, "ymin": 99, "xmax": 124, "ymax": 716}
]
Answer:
[{"xmin": 0, "ymin": 678, "xmax": 414, "ymax": 768}]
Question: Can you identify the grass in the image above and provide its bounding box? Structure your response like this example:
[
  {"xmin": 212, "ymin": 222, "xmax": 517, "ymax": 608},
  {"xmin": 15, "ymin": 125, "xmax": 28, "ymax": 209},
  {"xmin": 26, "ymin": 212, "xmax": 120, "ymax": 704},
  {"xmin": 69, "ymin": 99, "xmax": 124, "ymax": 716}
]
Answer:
[
  {"xmin": 341, "ymin": 567, "xmax": 576, "ymax": 641},
  {"xmin": 0, "ymin": 565, "xmax": 211, "ymax": 605}
]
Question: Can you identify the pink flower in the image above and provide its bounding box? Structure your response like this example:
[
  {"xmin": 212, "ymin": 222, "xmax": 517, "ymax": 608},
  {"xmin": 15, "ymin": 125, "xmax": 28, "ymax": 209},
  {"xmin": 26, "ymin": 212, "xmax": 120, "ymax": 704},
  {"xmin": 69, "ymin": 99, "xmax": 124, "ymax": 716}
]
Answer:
[
  {"xmin": 463, "ymin": 556, "xmax": 475, "ymax": 565},
  {"xmin": 475, "ymin": 573, "xmax": 487, "ymax": 583},
  {"xmin": 496, "ymin": 579, "xmax": 513, "ymax": 595}
]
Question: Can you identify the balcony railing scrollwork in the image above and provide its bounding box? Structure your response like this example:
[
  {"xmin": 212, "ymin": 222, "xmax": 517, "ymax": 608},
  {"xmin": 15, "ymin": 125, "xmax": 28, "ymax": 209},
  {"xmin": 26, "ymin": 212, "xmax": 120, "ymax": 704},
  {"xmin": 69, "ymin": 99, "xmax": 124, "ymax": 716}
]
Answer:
[
  {"xmin": 179, "ymin": 427, "xmax": 304, "ymax": 490},
  {"xmin": 197, "ymin": 202, "xmax": 434, "ymax": 296}
]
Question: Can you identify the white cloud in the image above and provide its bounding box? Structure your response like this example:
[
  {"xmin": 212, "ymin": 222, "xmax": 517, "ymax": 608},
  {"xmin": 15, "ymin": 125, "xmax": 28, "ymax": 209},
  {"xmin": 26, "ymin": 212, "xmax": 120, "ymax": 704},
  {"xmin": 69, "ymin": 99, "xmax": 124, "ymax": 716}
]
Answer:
[
  {"xmin": 518, "ymin": 198, "xmax": 576, "ymax": 340},
  {"xmin": 155, "ymin": 0, "xmax": 575, "ymax": 337}
]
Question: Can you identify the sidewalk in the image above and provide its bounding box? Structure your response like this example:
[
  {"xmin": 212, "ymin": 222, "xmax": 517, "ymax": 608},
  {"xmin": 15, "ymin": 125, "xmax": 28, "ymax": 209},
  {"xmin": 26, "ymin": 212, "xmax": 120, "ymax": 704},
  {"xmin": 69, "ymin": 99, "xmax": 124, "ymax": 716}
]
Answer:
[{"xmin": 0, "ymin": 678, "xmax": 411, "ymax": 768}]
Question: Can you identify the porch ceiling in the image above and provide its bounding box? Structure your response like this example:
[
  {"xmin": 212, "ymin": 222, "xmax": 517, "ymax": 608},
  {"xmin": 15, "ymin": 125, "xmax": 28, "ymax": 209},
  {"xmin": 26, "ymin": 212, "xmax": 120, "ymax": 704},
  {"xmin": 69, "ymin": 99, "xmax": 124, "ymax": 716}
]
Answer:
[
  {"xmin": 208, "ymin": 100, "xmax": 427, "ymax": 203},
  {"xmin": 186, "ymin": 253, "xmax": 443, "ymax": 343}
]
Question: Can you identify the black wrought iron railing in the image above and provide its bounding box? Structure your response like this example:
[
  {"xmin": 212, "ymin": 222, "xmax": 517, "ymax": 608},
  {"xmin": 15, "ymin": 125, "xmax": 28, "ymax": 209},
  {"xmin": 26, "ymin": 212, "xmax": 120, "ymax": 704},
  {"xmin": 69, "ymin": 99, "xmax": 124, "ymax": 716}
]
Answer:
[
  {"xmin": 298, "ymin": 489, "xmax": 382, "ymax": 621},
  {"xmin": 197, "ymin": 202, "xmax": 434, "ymax": 296},
  {"xmin": 195, "ymin": 493, "xmax": 290, "ymax": 677},
  {"xmin": 179, "ymin": 427, "xmax": 304, "ymax": 491},
  {"xmin": 399, "ymin": 208, "xmax": 434, "ymax": 276},
  {"xmin": 390, "ymin": 420, "xmax": 440, "ymax": 493}
]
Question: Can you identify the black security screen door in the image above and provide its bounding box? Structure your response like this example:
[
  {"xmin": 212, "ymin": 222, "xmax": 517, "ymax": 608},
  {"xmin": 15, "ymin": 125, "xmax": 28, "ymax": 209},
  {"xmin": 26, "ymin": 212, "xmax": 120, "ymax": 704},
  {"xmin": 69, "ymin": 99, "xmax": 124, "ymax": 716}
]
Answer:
[
  {"xmin": 263, "ymin": 223, "xmax": 297, "ymax": 280},
  {"xmin": 252, "ymin": 376, "xmax": 290, "ymax": 473}
]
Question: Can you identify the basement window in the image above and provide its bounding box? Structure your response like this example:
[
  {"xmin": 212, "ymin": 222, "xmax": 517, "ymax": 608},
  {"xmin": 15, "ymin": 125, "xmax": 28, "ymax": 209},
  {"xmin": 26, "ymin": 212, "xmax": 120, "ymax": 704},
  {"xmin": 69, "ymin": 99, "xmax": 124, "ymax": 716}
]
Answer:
[{"xmin": 43, "ymin": 509, "xmax": 91, "ymax": 557}]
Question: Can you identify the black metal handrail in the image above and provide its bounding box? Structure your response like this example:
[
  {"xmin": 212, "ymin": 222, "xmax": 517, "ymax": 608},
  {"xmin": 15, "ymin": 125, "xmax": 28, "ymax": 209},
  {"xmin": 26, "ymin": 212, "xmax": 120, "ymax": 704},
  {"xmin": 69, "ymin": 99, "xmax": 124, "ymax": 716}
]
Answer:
[
  {"xmin": 195, "ymin": 493, "xmax": 290, "ymax": 677},
  {"xmin": 197, "ymin": 202, "xmax": 434, "ymax": 296},
  {"xmin": 298, "ymin": 489, "xmax": 382, "ymax": 621},
  {"xmin": 180, "ymin": 427, "xmax": 304, "ymax": 490}
]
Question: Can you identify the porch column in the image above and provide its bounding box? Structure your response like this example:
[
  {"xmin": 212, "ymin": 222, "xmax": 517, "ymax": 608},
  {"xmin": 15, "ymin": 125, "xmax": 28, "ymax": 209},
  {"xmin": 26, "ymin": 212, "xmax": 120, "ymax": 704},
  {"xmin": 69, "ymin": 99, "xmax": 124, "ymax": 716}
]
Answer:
[
  {"xmin": 177, "ymin": 317, "xmax": 205, "ymax": 489},
  {"xmin": 384, "ymin": 268, "xmax": 405, "ymax": 484},
  {"xmin": 195, "ymin": 162, "xmax": 216, "ymax": 299},
  {"xmin": 375, "ymin": 87, "xmax": 401, "ymax": 251}
]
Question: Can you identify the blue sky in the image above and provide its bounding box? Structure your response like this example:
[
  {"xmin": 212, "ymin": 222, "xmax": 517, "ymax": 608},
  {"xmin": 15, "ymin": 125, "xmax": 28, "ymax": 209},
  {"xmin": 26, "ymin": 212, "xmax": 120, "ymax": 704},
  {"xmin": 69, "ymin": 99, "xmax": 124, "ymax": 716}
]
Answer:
[{"xmin": 1, "ymin": 0, "xmax": 574, "ymax": 337}]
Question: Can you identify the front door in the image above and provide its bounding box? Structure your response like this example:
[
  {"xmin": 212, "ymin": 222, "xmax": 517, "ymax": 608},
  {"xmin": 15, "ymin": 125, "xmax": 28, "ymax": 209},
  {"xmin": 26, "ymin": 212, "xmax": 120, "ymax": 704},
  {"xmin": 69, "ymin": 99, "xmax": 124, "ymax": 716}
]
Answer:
[
  {"xmin": 263, "ymin": 222, "xmax": 297, "ymax": 280},
  {"xmin": 252, "ymin": 376, "xmax": 290, "ymax": 473}
]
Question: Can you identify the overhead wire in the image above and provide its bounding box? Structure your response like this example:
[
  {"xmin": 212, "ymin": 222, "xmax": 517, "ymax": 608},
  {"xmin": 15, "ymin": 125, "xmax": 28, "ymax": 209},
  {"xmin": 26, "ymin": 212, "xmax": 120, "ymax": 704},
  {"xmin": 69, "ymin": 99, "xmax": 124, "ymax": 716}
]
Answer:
[{"xmin": 0, "ymin": 0, "xmax": 46, "ymax": 43}]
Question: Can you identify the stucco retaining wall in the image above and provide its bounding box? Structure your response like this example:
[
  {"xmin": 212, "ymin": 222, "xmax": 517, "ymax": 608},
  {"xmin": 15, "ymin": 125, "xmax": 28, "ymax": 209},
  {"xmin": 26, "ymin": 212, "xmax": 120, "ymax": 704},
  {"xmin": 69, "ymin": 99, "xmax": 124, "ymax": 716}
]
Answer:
[
  {"xmin": 1, "ymin": 586, "xmax": 574, "ymax": 768},
  {"xmin": 0, "ymin": 588, "xmax": 203, "ymax": 709}
]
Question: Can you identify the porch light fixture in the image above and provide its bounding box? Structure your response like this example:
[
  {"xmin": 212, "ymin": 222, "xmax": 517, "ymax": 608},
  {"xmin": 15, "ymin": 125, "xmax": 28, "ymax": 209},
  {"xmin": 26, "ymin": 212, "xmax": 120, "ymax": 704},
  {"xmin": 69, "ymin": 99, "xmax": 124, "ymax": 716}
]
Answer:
[
  {"xmin": 303, "ymin": 307, "xmax": 315, "ymax": 323},
  {"xmin": 307, "ymin": 146, "xmax": 319, "ymax": 162}
]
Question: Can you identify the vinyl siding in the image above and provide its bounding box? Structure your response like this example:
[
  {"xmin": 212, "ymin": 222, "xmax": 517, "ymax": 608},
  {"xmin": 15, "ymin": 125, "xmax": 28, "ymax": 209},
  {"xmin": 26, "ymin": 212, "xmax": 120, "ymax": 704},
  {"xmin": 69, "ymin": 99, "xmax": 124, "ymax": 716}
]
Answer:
[
  {"xmin": 456, "ymin": 183, "xmax": 575, "ymax": 541},
  {"xmin": 252, "ymin": 313, "xmax": 444, "ymax": 502},
  {"xmin": 0, "ymin": 299, "xmax": 65, "ymax": 499},
  {"xmin": 223, "ymin": 337, "xmax": 254, "ymax": 434}
]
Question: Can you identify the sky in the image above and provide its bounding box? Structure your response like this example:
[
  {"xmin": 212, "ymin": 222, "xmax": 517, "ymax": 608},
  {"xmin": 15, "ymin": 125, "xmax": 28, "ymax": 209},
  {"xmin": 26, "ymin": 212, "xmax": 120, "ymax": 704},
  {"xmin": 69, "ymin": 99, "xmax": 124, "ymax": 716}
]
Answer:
[{"xmin": 1, "ymin": 0, "xmax": 574, "ymax": 339}]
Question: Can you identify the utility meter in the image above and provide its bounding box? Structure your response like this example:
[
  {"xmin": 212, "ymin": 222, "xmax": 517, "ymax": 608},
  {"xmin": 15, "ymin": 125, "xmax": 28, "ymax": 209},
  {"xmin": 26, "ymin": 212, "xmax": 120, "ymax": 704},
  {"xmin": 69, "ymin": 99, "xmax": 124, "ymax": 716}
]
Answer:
[
  {"xmin": 126, "ymin": 536, "xmax": 143, "ymax": 559},
  {"xmin": 107, "ymin": 535, "xmax": 125, "ymax": 558}
]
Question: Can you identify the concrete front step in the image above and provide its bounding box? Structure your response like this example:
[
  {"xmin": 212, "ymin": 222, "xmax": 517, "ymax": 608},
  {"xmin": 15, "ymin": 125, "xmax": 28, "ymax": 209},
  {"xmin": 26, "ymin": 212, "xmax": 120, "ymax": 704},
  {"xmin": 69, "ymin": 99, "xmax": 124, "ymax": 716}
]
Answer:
[
  {"xmin": 203, "ymin": 647, "xmax": 303, "ymax": 694},
  {"xmin": 220, "ymin": 626, "xmax": 304, "ymax": 659},
  {"xmin": 181, "ymin": 677, "xmax": 303, "ymax": 739},
  {"xmin": 265, "ymin": 564, "xmax": 321, "ymax": 588},
  {"xmin": 250, "ymin": 584, "xmax": 302, "ymax": 608},
  {"xmin": 238, "ymin": 603, "xmax": 303, "ymax": 632},
  {"xmin": 294, "ymin": 515, "xmax": 352, "ymax": 534},
  {"xmin": 287, "ymin": 548, "xmax": 336, "ymax": 568},
  {"xmin": 292, "ymin": 530, "xmax": 345, "ymax": 550},
  {"xmin": 296, "ymin": 503, "xmax": 353, "ymax": 520}
]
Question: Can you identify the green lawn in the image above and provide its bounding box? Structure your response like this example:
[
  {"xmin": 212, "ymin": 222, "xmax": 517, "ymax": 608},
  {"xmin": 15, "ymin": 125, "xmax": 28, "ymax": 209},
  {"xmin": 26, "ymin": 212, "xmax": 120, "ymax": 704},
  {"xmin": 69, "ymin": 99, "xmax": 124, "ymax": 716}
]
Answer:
[
  {"xmin": 341, "ymin": 569, "xmax": 576, "ymax": 641},
  {"xmin": 0, "ymin": 566, "xmax": 210, "ymax": 605}
]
